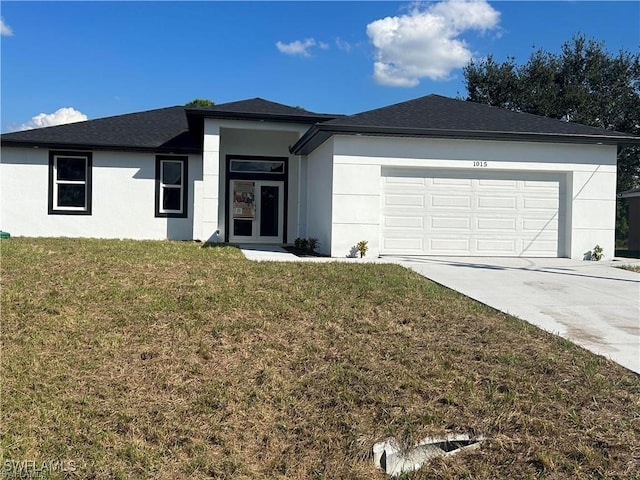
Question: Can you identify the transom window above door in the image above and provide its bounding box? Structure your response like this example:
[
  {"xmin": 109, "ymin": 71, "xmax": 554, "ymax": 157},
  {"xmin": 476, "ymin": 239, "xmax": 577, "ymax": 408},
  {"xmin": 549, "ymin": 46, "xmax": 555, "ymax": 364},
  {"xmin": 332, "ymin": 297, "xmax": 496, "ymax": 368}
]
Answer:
[{"xmin": 229, "ymin": 159, "xmax": 284, "ymax": 174}]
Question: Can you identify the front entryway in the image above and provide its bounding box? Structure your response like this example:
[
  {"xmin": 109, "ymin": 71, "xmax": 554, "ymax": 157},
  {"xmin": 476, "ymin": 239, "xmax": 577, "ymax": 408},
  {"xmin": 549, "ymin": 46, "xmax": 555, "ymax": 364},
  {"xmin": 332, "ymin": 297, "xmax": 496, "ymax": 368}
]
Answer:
[
  {"xmin": 225, "ymin": 155, "xmax": 289, "ymax": 244},
  {"xmin": 229, "ymin": 179, "xmax": 284, "ymax": 243}
]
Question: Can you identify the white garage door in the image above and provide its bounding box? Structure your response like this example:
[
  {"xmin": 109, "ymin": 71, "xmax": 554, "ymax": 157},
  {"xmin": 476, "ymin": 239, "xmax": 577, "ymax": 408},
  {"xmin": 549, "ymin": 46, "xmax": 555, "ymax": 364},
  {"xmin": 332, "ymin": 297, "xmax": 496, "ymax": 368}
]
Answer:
[{"xmin": 381, "ymin": 169, "xmax": 562, "ymax": 257}]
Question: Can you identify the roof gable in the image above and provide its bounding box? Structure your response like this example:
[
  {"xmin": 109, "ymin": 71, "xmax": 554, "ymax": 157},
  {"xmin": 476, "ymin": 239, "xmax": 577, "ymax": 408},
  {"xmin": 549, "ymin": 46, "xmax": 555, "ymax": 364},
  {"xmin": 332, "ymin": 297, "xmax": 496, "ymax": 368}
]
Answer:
[
  {"xmin": 186, "ymin": 97, "xmax": 340, "ymax": 123},
  {"xmin": 191, "ymin": 98, "xmax": 317, "ymax": 116}
]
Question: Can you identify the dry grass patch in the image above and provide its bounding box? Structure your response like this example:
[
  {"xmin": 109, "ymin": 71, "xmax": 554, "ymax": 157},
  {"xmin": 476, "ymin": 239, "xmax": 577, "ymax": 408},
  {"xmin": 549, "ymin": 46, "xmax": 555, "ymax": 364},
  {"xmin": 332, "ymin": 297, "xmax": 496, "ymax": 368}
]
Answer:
[
  {"xmin": 1, "ymin": 238, "xmax": 639, "ymax": 479},
  {"xmin": 618, "ymin": 264, "xmax": 640, "ymax": 273}
]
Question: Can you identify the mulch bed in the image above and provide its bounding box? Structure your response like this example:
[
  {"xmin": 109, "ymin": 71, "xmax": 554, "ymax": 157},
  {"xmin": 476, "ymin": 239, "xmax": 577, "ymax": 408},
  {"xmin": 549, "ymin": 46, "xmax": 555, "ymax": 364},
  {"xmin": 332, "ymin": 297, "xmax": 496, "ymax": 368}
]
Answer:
[{"xmin": 283, "ymin": 246, "xmax": 330, "ymax": 257}]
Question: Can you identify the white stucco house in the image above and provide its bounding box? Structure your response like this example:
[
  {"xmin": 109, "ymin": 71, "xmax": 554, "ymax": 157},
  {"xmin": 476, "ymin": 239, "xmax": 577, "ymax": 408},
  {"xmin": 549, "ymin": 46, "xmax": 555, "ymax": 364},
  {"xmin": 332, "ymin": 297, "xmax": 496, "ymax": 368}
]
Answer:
[{"xmin": 2, "ymin": 95, "xmax": 638, "ymax": 258}]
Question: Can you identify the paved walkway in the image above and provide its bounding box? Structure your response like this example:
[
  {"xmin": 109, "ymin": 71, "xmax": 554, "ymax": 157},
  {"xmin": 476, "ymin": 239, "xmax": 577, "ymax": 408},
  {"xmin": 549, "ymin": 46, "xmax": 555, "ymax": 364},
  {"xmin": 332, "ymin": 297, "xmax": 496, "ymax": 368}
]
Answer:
[
  {"xmin": 239, "ymin": 244, "xmax": 392, "ymax": 263},
  {"xmin": 239, "ymin": 245, "xmax": 640, "ymax": 374}
]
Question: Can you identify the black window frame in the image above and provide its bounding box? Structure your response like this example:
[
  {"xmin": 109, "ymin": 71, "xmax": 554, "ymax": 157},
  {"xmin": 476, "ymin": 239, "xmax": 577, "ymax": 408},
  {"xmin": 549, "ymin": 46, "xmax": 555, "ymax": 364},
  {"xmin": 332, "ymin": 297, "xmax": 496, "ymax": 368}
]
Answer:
[
  {"xmin": 48, "ymin": 150, "xmax": 93, "ymax": 215},
  {"xmin": 155, "ymin": 155, "xmax": 188, "ymax": 218}
]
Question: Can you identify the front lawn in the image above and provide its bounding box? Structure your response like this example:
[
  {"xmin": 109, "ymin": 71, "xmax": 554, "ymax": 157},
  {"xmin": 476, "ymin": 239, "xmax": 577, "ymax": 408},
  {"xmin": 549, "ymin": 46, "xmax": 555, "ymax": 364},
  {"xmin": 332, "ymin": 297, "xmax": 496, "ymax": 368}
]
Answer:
[{"xmin": 1, "ymin": 238, "xmax": 638, "ymax": 479}]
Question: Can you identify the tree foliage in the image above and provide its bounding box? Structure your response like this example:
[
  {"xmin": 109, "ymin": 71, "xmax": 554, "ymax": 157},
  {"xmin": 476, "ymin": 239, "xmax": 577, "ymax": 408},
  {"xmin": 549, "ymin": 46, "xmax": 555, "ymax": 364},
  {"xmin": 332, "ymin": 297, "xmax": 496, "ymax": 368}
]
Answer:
[
  {"xmin": 463, "ymin": 35, "xmax": 640, "ymax": 193},
  {"xmin": 185, "ymin": 98, "xmax": 215, "ymax": 107}
]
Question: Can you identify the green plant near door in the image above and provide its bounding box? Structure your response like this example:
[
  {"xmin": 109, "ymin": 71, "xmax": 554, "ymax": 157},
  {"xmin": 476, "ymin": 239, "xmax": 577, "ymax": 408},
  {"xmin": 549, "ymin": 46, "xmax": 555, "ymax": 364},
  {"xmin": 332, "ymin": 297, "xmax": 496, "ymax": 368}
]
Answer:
[
  {"xmin": 294, "ymin": 237, "xmax": 318, "ymax": 253},
  {"xmin": 591, "ymin": 244, "xmax": 604, "ymax": 261}
]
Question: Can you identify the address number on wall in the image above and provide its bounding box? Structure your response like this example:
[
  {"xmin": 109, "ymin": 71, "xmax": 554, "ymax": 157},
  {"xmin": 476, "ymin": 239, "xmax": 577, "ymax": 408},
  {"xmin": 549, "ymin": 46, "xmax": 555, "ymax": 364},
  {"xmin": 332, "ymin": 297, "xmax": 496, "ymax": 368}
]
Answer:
[{"xmin": 473, "ymin": 161, "xmax": 488, "ymax": 167}]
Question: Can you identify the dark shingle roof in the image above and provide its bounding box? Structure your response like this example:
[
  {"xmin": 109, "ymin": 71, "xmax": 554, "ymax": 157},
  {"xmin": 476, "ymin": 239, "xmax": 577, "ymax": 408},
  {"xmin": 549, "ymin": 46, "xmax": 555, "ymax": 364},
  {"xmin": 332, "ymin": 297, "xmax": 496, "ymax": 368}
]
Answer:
[
  {"xmin": 186, "ymin": 97, "xmax": 340, "ymax": 123},
  {"xmin": 4, "ymin": 95, "xmax": 637, "ymax": 155},
  {"xmin": 291, "ymin": 94, "xmax": 639, "ymax": 155},
  {"xmin": 1, "ymin": 106, "xmax": 199, "ymax": 153},
  {"xmin": 1, "ymin": 98, "xmax": 341, "ymax": 152}
]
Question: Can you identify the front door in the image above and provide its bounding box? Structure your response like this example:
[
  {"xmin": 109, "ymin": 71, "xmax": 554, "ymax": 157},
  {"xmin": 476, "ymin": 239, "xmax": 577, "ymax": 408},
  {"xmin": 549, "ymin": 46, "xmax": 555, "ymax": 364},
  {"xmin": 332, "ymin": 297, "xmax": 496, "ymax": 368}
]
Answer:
[{"xmin": 229, "ymin": 179, "xmax": 284, "ymax": 243}]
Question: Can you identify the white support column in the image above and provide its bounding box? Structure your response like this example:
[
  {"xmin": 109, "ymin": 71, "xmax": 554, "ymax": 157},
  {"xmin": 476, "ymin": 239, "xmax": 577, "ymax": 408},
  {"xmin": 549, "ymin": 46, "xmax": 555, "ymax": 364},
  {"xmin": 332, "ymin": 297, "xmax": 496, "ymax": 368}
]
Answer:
[{"xmin": 201, "ymin": 121, "xmax": 221, "ymax": 242}]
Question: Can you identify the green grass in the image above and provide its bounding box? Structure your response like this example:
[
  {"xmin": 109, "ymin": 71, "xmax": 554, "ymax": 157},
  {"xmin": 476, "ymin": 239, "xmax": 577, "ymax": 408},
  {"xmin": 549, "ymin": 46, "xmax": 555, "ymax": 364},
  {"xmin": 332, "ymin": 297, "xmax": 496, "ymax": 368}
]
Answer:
[
  {"xmin": 1, "ymin": 238, "xmax": 639, "ymax": 479},
  {"xmin": 618, "ymin": 264, "xmax": 640, "ymax": 273}
]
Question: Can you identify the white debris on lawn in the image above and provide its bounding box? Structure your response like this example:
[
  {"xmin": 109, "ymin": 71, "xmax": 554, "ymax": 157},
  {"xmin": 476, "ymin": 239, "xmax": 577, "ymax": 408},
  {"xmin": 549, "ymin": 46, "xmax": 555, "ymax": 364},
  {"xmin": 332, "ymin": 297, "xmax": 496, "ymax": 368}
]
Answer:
[{"xmin": 373, "ymin": 433, "xmax": 484, "ymax": 476}]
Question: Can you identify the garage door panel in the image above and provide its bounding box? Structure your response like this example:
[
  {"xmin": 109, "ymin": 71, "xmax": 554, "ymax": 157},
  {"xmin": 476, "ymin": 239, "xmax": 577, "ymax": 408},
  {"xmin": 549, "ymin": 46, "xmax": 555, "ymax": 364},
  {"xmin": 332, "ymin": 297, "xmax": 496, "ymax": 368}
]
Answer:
[
  {"xmin": 384, "ymin": 194, "xmax": 424, "ymax": 207},
  {"xmin": 476, "ymin": 238, "xmax": 517, "ymax": 253},
  {"xmin": 384, "ymin": 215, "xmax": 424, "ymax": 229},
  {"xmin": 385, "ymin": 176, "xmax": 425, "ymax": 186},
  {"xmin": 478, "ymin": 179, "xmax": 518, "ymax": 188},
  {"xmin": 381, "ymin": 170, "xmax": 561, "ymax": 257},
  {"xmin": 476, "ymin": 217, "xmax": 517, "ymax": 231},
  {"xmin": 431, "ymin": 195, "xmax": 471, "ymax": 208},
  {"xmin": 431, "ymin": 216, "xmax": 470, "ymax": 230},
  {"xmin": 523, "ymin": 197, "xmax": 558, "ymax": 210},
  {"xmin": 432, "ymin": 178, "xmax": 472, "ymax": 186},
  {"xmin": 477, "ymin": 195, "xmax": 517, "ymax": 209},
  {"xmin": 524, "ymin": 180, "xmax": 558, "ymax": 189}
]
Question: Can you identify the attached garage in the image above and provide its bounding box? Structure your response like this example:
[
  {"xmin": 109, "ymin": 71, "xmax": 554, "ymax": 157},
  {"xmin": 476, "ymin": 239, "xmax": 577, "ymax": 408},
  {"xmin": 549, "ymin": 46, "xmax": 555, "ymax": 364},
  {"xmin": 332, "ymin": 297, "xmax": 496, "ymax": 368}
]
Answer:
[
  {"xmin": 289, "ymin": 94, "xmax": 638, "ymax": 259},
  {"xmin": 381, "ymin": 169, "xmax": 565, "ymax": 257}
]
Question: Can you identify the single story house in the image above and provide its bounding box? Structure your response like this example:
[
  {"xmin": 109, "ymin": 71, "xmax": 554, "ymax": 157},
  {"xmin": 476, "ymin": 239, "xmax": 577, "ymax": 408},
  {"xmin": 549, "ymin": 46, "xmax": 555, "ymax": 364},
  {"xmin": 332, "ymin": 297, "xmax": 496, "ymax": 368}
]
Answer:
[
  {"xmin": 619, "ymin": 188, "xmax": 640, "ymax": 251},
  {"xmin": 2, "ymin": 95, "xmax": 638, "ymax": 258}
]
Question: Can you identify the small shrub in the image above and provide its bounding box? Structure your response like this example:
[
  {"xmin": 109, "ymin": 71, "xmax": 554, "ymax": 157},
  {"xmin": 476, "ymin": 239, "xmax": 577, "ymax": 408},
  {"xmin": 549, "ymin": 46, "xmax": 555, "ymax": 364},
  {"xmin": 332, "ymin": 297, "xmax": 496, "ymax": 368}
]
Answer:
[
  {"xmin": 294, "ymin": 237, "xmax": 303, "ymax": 250},
  {"xmin": 300, "ymin": 238, "xmax": 309, "ymax": 252},
  {"xmin": 307, "ymin": 238, "xmax": 319, "ymax": 253},
  {"xmin": 356, "ymin": 240, "xmax": 368, "ymax": 258},
  {"xmin": 592, "ymin": 244, "xmax": 604, "ymax": 261}
]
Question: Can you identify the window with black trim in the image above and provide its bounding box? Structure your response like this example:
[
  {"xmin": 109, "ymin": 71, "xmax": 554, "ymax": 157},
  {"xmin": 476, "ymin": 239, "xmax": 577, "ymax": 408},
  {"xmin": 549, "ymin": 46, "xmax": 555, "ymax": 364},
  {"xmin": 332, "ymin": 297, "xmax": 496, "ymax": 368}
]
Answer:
[
  {"xmin": 48, "ymin": 151, "xmax": 92, "ymax": 215},
  {"xmin": 229, "ymin": 159, "xmax": 285, "ymax": 174},
  {"xmin": 155, "ymin": 156, "xmax": 188, "ymax": 218}
]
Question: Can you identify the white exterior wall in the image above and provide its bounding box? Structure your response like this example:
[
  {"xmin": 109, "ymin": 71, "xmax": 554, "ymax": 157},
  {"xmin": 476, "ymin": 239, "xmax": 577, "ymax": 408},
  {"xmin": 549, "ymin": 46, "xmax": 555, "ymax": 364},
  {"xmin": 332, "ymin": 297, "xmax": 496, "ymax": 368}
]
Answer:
[
  {"xmin": 200, "ymin": 119, "xmax": 309, "ymax": 243},
  {"xmin": 323, "ymin": 135, "xmax": 617, "ymax": 259},
  {"xmin": 305, "ymin": 138, "xmax": 334, "ymax": 255},
  {"xmin": 1, "ymin": 147, "xmax": 202, "ymax": 240}
]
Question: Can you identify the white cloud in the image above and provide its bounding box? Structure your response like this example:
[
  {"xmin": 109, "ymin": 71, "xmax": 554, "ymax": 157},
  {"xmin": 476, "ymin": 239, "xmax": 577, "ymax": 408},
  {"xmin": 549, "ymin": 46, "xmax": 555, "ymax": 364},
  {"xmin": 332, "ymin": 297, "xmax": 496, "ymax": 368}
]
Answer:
[
  {"xmin": 1, "ymin": 17, "xmax": 13, "ymax": 36},
  {"xmin": 18, "ymin": 107, "xmax": 88, "ymax": 131},
  {"xmin": 336, "ymin": 37, "xmax": 352, "ymax": 52},
  {"xmin": 366, "ymin": 0, "xmax": 500, "ymax": 87},
  {"xmin": 276, "ymin": 38, "xmax": 326, "ymax": 57}
]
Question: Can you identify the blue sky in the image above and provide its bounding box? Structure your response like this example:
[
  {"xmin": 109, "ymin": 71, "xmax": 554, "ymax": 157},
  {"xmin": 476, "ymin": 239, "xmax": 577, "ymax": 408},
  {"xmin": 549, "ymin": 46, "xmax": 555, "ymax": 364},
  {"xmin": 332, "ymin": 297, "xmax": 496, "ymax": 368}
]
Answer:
[{"xmin": 1, "ymin": 1, "xmax": 639, "ymax": 132}]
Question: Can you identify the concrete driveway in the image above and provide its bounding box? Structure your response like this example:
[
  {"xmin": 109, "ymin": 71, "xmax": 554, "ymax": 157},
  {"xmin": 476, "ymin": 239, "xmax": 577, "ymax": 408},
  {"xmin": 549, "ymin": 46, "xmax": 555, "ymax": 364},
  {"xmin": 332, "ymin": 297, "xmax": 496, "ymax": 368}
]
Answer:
[{"xmin": 390, "ymin": 256, "xmax": 640, "ymax": 374}]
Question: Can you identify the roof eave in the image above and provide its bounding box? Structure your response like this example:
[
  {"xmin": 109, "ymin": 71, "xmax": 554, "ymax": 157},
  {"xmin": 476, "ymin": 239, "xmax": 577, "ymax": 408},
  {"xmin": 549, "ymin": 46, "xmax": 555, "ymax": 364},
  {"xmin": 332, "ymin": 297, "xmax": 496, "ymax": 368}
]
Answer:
[
  {"xmin": 291, "ymin": 125, "xmax": 639, "ymax": 155},
  {"xmin": 0, "ymin": 140, "xmax": 202, "ymax": 154}
]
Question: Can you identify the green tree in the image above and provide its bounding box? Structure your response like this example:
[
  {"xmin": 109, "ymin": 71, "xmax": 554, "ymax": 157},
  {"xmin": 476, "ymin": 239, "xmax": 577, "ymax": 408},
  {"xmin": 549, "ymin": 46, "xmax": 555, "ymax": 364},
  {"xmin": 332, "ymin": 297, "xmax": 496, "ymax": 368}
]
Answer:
[
  {"xmin": 464, "ymin": 34, "xmax": 640, "ymax": 244},
  {"xmin": 185, "ymin": 98, "xmax": 215, "ymax": 107}
]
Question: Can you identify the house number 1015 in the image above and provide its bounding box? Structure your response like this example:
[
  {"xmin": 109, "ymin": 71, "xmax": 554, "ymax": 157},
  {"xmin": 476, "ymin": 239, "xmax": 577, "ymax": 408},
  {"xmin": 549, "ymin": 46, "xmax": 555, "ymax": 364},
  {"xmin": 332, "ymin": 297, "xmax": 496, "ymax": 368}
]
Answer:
[{"xmin": 473, "ymin": 161, "xmax": 488, "ymax": 167}]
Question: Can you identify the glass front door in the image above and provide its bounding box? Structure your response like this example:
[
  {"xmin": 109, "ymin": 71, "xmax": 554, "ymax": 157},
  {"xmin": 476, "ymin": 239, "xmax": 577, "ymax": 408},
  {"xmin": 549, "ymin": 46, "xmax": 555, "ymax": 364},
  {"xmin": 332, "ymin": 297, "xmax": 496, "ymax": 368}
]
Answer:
[{"xmin": 229, "ymin": 180, "xmax": 284, "ymax": 243}]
